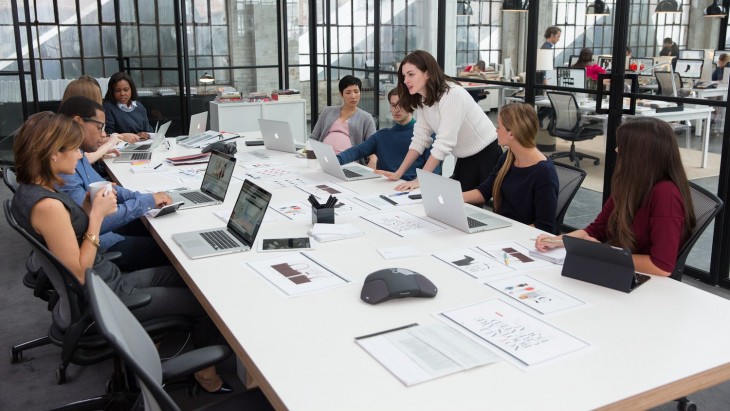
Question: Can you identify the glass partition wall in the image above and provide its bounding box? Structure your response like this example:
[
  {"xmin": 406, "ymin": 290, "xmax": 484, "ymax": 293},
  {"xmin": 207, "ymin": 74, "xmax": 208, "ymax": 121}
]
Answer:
[{"xmin": 1, "ymin": 0, "xmax": 729, "ymax": 287}]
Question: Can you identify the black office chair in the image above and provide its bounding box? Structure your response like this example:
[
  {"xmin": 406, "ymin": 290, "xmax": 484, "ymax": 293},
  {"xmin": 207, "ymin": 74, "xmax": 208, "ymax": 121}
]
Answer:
[
  {"xmin": 86, "ymin": 270, "xmax": 273, "ymax": 411},
  {"xmin": 3, "ymin": 166, "xmax": 18, "ymax": 193},
  {"xmin": 546, "ymin": 92, "xmax": 602, "ymax": 168},
  {"xmin": 670, "ymin": 182, "xmax": 723, "ymax": 282},
  {"xmin": 553, "ymin": 162, "xmax": 587, "ymax": 235},
  {"xmin": 4, "ymin": 199, "xmax": 190, "ymax": 410}
]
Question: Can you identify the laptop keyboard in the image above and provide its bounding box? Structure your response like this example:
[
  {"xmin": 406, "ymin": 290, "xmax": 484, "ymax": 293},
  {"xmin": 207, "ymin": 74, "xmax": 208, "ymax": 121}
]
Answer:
[
  {"xmin": 200, "ymin": 230, "xmax": 239, "ymax": 250},
  {"xmin": 133, "ymin": 144, "xmax": 151, "ymax": 151},
  {"xmin": 467, "ymin": 217, "xmax": 487, "ymax": 228},
  {"xmin": 342, "ymin": 168, "xmax": 363, "ymax": 178},
  {"xmin": 180, "ymin": 191, "xmax": 214, "ymax": 204},
  {"xmin": 130, "ymin": 152, "xmax": 151, "ymax": 161}
]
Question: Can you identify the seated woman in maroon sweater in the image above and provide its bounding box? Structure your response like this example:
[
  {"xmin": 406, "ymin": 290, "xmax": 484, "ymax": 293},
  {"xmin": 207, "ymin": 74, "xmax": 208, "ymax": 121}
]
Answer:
[{"xmin": 535, "ymin": 117, "xmax": 696, "ymax": 276}]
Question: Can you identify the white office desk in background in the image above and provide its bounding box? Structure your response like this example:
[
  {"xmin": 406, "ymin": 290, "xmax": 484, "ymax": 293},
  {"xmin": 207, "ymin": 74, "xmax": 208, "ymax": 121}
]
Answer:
[{"xmin": 105, "ymin": 140, "xmax": 730, "ymax": 411}]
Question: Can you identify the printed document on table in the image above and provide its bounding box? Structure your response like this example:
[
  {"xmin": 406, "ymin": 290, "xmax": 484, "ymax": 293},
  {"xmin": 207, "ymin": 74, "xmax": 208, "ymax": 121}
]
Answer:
[
  {"xmin": 485, "ymin": 274, "xmax": 585, "ymax": 315},
  {"xmin": 246, "ymin": 252, "xmax": 350, "ymax": 297},
  {"xmin": 355, "ymin": 323, "xmax": 501, "ymax": 386},
  {"xmin": 432, "ymin": 247, "xmax": 514, "ymax": 280},
  {"xmin": 439, "ymin": 298, "xmax": 589, "ymax": 367},
  {"xmin": 361, "ymin": 210, "xmax": 447, "ymax": 237}
]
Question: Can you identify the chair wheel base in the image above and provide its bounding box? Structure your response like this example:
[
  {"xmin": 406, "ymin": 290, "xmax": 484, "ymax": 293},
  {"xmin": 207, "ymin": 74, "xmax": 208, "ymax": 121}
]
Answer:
[
  {"xmin": 11, "ymin": 349, "xmax": 22, "ymax": 363},
  {"xmin": 676, "ymin": 398, "xmax": 697, "ymax": 411}
]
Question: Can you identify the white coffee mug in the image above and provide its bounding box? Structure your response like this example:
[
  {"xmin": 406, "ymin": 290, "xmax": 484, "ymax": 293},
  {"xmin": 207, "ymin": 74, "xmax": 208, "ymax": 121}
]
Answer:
[{"xmin": 89, "ymin": 181, "xmax": 112, "ymax": 203}]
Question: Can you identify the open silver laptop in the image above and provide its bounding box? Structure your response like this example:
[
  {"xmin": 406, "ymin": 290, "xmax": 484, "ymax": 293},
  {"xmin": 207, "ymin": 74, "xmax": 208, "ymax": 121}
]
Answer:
[
  {"xmin": 114, "ymin": 121, "xmax": 171, "ymax": 163},
  {"xmin": 259, "ymin": 119, "xmax": 302, "ymax": 153},
  {"xmin": 417, "ymin": 169, "xmax": 512, "ymax": 234},
  {"xmin": 176, "ymin": 111, "xmax": 208, "ymax": 142},
  {"xmin": 172, "ymin": 180, "xmax": 272, "ymax": 259},
  {"xmin": 168, "ymin": 150, "xmax": 236, "ymax": 210},
  {"xmin": 309, "ymin": 139, "xmax": 379, "ymax": 181}
]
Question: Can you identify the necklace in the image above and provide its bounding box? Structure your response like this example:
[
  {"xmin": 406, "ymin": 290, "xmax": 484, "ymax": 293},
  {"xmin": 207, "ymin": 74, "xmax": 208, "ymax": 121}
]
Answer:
[{"xmin": 340, "ymin": 107, "xmax": 355, "ymax": 121}]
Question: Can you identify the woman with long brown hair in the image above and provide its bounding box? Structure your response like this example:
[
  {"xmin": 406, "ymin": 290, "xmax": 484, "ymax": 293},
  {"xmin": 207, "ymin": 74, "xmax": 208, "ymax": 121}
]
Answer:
[
  {"xmin": 377, "ymin": 50, "xmax": 501, "ymax": 191},
  {"xmin": 535, "ymin": 117, "xmax": 696, "ymax": 276},
  {"xmin": 463, "ymin": 103, "xmax": 558, "ymax": 233}
]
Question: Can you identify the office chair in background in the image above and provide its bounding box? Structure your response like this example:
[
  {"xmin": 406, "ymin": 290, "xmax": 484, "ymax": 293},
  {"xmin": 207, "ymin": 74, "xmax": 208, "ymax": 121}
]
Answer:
[
  {"xmin": 552, "ymin": 162, "xmax": 587, "ymax": 234},
  {"xmin": 546, "ymin": 92, "xmax": 602, "ymax": 168}
]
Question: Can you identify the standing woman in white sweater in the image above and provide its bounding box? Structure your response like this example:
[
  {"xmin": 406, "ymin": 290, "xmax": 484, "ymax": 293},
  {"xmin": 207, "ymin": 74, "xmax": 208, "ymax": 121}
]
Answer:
[{"xmin": 378, "ymin": 50, "xmax": 501, "ymax": 191}]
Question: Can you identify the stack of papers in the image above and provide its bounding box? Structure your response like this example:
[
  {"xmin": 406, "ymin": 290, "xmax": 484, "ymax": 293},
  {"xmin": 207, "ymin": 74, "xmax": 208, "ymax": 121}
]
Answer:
[
  {"xmin": 528, "ymin": 247, "xmax": 566, "ymax": 265},
  {"xmin": 308, "ymin": 223, "xmax": 364, "ymax": 242}
]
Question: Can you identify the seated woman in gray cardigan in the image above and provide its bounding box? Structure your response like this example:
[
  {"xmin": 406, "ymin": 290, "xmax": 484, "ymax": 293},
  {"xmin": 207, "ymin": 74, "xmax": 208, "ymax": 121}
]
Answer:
[{"xmin": 309, "ymin": 75, "xmax": 376, "ymax": 158}]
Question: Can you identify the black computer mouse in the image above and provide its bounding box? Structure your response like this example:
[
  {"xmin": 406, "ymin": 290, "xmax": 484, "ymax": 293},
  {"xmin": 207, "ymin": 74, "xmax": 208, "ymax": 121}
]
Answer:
[{"xmin": 360, "ymin": 268, "xmax": 437, "ymax": 305}]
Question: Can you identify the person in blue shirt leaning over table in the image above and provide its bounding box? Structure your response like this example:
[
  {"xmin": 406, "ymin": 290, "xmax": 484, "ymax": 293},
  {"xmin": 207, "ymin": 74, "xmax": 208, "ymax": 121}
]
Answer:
[
  {"xmin": 57, "ymin": 96, "xmax": 172, "ymax": 272},
  {"xmin": 462, "ymin": 103, "xmax": 559, "ymax": 233},
  {"xmin": 103, "ymin": 71, "xmax": 152, "ymax": 141},
  {"xmin": 336, "ymin": 88, "xmax": 439, "ymax": 181}
]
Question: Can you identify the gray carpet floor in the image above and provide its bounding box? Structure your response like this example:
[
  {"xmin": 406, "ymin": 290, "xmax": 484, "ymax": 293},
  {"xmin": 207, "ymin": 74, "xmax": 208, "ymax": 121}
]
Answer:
[{"xmin": 1, "ymin": 178, "xmax": 729, "ymax": 410}]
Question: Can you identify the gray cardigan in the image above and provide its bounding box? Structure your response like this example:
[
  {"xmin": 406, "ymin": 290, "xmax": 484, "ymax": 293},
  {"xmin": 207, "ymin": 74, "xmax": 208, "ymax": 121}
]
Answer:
[{"xmin": 309, "ymin": 106, "xmax": 376, "ymax": 147}]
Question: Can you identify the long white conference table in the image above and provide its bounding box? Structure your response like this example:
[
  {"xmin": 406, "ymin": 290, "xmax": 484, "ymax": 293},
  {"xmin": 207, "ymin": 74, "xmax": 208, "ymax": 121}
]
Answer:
[{"xmin": 105, "ymin": 135, "xmax": 730, "ymax": 411}]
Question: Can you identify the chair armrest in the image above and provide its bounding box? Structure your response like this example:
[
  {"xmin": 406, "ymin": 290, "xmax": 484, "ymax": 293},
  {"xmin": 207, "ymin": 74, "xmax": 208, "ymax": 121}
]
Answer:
[
  {"xmin": 120, "ymin": 292, "xmax": 151, "ymax": 310},
  {"xmin": 100, "ymin": 251, "xmax": 122, "ymax": 261},
  {"xmin": 161, "ymin": 345, "xmax": 232, "ymax": 381}
]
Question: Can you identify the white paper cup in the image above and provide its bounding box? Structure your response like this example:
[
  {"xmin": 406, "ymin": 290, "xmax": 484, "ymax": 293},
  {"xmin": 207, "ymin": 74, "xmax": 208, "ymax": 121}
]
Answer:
[{"xmin": 89, "ymin": 181, "xmax": 112, "ymax": 203}]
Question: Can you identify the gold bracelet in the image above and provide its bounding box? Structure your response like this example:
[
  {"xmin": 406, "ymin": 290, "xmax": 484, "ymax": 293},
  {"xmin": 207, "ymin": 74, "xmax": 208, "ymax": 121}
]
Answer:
[{"xmin": 83, "ymin": 233, "xmax": 100, "ymax": 248}]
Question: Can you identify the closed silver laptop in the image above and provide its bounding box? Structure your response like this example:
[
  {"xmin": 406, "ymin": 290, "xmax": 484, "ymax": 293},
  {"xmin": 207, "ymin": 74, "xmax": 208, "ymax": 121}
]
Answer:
[
  {"xmin": 114, "ymin": 121, "xmax": 171, "ymax": 163},
  {"xmin": 172, "ymin": 180, "xmax": 272, "ymax": 259},
  {"xmin": 417, "ymin": 169, "xmax": 512, "ymax": 234},
  {"xmin": 309, "ymin": 139, "xmax": 379, "ymax": 181},
  {"xmin": 259, "ymin": 119, "xmax": 301, "ymax": 153},
  {"xmin": 168, "ymin": 150, "xmax": 236, "ymax": 210}
]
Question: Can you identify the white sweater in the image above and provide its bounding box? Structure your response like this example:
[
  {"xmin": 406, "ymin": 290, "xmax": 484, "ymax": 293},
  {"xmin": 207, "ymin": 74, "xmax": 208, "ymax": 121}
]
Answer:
[{"xmin": 409, "ymin": 83, "xmax": 497, "ymax": 161}]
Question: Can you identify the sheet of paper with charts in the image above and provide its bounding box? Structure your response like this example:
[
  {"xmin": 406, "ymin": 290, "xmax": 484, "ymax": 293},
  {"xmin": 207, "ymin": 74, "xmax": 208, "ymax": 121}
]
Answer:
[
  {"xmin": 485, "ymin": 274, "xmax": 585, "ymax": 315},
  {"xmin": 432, "ymin": 247, "xmax": 515, "ymax": 280},
  {"xmin": 270, "ymin": 201, "xmax": 312, "ymax": 220},
  {"xmin": 264, "ymin": 176, "xmax": 321, "ymax": 190},
  {"xmin": 476, "ymin": 241, "xmax": 554, "ymax": 271},
  {"xmin": 439, "ymin": 298, "xmax": 589, "ymax": 367},
  {"xmin": 296, "ymin": 182, "xmax": 358, "ymax": 199},
  {"xmin": 246, "ymin": 252, "xmax": 350, "ymax": 297},
  {"xmin": 355, "ymin": 323, "xmax": 501, "ymax": 386},
  {"xmin": 360, "ymin": 210, "xmax": 447, "ymax": 237}
]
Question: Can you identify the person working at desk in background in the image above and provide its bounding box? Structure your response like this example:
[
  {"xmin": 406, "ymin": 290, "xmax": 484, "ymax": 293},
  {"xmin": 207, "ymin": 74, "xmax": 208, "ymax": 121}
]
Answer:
[
  {"xmin": 571, "ymin": 48, "xmax": 594, "ymax": 69},
  {"xmin": 541, "ymin": 26, "xmax": 561, "ymax": 49},
  {"xmin": 459, "ymin": 60, "xmax": 487, "ymax": 77},
  {"xmin": 336, "ymin": 88, "xmax": 438, "ymax": 181},
  {"xmin": 463, "ymin": 103, "xmax": 558, "ymax": 233},
  {"xmin": 379, "ymin": 50, "xmax": 501, "ymax": 192},
  {"xmin": 103, "ymin": 71, "xmax": 152, "ymax": 142},
  {"xmin": 712, "ymin": 53, "xmax": 729, "ymax": 81},
  {"xmin": 309, "ymin": 75, "xmax": 377, "ymax": 158},
  {"xmin": 660, "ymin": 37, "xmax": 679, "ymax": 57},
  {"xmin": 535, "ymin": 117, "xmax": 696, "ymax": 276},
  {"xmin": 64, "ymin": 75, "xmax": 140, "ymax": 145},
  {"xmin": 57, "ymin": 96, "xmax": 172, "ymax": 272},
  {"xmin": 11, "ymin": 112, "xmax": 232, "ymax": 394}
]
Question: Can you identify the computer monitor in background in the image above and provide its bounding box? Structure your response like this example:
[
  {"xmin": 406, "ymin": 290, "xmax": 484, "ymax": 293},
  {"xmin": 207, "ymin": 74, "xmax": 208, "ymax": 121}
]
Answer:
[
  {"xmin": 597, "ymin": 56, "xmax": 612, "ymax": 71},
  {"xmin": 679, "ymin": 49, "xmax": 704, "ymax": 60},
  {"xmin": 503, "ymin": 58, "xmax": 514, "ymax": 79},
  {"xmin": 629, "ymin": 58, "xmax": 655, "ymax": 76},
  {"xmin": 556, "ymin": 67, "xmax": 586, "ymax": 89},
  {"xmin": 674, "ymin": 59, "xmax": 704, "ymax": 79},
  {"xmin": 568, "ymin": 55, "xmax": 580, "ymax": 67}
]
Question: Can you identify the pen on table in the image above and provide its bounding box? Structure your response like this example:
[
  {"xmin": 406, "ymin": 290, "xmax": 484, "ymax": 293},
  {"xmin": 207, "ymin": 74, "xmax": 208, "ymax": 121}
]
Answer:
[
  {"xmin": 503, "ymin": 252, "xmax": 510, "ymax": 266},
  {"xmin": 389, "ymin": 191, "xmax": 410, "ymax": 197},
  {"xmin": 530, "ymin": 238, "xmax": 564, "ymax": 244},
  {"xmin": 153, "ymin": 163, "xmax": 163, "ymax": 170}
]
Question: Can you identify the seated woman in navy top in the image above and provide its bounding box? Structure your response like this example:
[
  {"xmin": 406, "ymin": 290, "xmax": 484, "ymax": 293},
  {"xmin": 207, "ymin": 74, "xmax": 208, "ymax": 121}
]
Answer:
[
  {"xmin": 103, "ymin": 72, "xmax": 152, "ymax": 142},
  {"xmin": 462, "ymin": 103, "xmax": 559, "ymax": 233},
  {"xmin": 535, "ymin": 117, "xmax": 696, "ymax": 276}
]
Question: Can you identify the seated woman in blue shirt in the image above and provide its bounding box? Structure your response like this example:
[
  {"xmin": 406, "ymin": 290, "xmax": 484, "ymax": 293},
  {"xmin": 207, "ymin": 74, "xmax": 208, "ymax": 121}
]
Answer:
[
  {"xmin": 103, "ymin": 72, "xmax": 152, "ymax": 142},
  {"xmin": 336, "ymin": 88, "xmax": 438, "ymax": 181},
  {"xmin": 462, "ymin": 103, "xmax": 559, "ymax": 233}
]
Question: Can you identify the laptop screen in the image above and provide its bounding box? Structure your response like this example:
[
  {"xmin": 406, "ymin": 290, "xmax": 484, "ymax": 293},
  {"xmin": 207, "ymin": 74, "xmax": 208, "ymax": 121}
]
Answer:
[
  {"xmin": 200, "ymin": 151, "xmax": 236, "ymax": 200},
  {"xmin": 227, "ymin": 180, "xmax": 272, "ymax": 246}
]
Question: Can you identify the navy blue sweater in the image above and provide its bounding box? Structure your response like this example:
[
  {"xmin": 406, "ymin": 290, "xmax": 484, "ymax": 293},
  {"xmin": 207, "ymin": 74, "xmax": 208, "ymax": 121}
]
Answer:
[
  {"xmin": 336, "ymin": 119, "xmax": 438, "ymax": 181},
  {"xmin": 475, "ymin": 152, "xmax": 559, "ymax": 233},
  {"xmin": 103, "ymin": 100, "xmax": 153, "ymax": 134}
]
